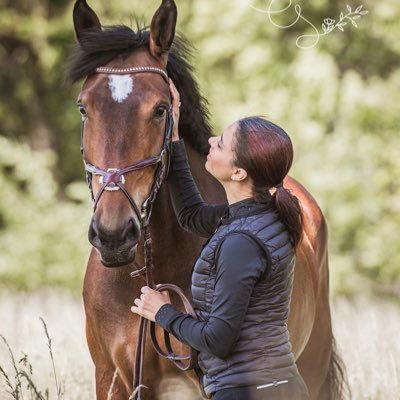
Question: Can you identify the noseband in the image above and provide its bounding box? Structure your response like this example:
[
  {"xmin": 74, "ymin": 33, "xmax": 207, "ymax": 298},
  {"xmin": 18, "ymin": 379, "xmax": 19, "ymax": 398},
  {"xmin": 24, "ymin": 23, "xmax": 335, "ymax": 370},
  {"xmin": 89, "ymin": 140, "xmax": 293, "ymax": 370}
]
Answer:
[
  {"xmin": 79, "ymin": 65, "xmax": 197, "ymax": 400},
  {"xmin": 80, "ymin": 66, "xmax": 173, "ymax": 227}
]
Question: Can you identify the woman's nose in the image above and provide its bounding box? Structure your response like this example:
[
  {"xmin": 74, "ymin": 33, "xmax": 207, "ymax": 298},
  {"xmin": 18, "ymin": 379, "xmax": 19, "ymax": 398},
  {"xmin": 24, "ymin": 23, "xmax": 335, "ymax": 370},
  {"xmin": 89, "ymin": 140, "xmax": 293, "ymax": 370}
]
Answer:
[{"xmin": 208, "ymin": 137, "xmax": 215, "ymax": 146}]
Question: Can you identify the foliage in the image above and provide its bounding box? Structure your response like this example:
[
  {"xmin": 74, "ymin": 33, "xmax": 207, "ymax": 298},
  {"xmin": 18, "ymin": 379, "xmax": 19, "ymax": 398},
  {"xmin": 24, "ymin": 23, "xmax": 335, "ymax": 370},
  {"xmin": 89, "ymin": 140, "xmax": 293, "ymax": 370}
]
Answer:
[
  {"xmin": 0, "ymin": 0, "xmax": 399, "ymax": 297},
  {"xmin": 0, "ymin": 136, "xmax": 91, "ymax": 293}
]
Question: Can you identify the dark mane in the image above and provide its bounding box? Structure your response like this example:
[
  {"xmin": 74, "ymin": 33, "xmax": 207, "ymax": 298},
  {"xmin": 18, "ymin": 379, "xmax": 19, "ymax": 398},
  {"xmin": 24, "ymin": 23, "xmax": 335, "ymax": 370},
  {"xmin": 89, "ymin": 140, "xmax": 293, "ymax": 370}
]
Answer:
[{"xmin": 66, "ymin": 24, "xmax": 212, "ymax": 154}]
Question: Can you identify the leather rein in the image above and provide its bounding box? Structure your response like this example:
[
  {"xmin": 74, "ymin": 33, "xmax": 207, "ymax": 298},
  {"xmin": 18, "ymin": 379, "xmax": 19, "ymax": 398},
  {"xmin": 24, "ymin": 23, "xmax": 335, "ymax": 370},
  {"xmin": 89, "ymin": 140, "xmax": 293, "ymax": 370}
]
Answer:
[{"xmin": 80, "ymin": 65, "xmax": 197, "ymax": 400}]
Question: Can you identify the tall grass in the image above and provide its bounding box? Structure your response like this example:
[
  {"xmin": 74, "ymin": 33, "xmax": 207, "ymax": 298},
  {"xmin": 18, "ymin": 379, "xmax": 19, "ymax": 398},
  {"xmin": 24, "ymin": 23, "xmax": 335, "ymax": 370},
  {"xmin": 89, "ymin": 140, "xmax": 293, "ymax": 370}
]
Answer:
[
  {"xmin": 331, "ymin": 296, "xmax": 400, "ymax": 400},
  {"xmin": 0, "ymin": 290, "xmax": 93, "ymax": 400},
  {"xmin": 1, "ymin": 290, "xmax": 399, "ymax": 399},
  {"xmin": 0, "ymin": 318, "xmax": 63, "ymax": 399}
]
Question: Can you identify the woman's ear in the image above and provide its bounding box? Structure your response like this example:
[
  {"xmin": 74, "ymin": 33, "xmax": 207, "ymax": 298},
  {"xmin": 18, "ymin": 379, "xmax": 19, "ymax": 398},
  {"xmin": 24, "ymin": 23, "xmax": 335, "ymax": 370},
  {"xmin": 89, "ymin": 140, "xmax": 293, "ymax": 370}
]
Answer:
[{"xmin": 231, "ymin": 168, "xmax": 248, "ymax": 182}]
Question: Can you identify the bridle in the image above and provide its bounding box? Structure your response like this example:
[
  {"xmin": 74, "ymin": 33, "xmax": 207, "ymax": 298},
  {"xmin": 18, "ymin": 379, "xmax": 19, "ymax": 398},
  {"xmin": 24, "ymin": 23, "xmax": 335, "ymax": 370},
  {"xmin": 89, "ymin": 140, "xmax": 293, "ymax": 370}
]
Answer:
[
  {"xmin": 79, "ymin": 65, "xmax": 198, "ymax": 400},
  {"xmin": 81, "ymin": 66, "xmax": 172, "ymax": 226}
]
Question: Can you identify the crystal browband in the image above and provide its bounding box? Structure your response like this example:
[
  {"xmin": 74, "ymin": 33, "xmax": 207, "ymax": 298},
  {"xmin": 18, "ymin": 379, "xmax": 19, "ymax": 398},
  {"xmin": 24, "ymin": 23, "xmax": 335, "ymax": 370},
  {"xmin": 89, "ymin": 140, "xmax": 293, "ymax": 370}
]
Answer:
[{"xmin": 95, "ymin": 66, "xmax": 169, "ymax": 82}]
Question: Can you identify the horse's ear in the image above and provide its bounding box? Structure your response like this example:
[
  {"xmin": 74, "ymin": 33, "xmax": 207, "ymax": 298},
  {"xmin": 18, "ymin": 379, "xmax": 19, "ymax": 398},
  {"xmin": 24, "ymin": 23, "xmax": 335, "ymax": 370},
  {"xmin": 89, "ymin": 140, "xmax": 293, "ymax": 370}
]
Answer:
[
  {"xmin": 73, "ymin": 0, "xmax": 102, "ymax": 43},
  {"xmin": 149, "ymin": 0, "xmax": 177, "ymax": 66}
]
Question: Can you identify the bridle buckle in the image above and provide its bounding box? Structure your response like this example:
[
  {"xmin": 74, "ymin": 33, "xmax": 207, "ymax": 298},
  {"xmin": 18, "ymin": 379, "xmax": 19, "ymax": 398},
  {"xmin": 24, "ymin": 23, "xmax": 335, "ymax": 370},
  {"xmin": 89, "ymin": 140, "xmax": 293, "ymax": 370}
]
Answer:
[{"xmin": 99, "ymin": 168, "xmax": 126, "ymax": 191}]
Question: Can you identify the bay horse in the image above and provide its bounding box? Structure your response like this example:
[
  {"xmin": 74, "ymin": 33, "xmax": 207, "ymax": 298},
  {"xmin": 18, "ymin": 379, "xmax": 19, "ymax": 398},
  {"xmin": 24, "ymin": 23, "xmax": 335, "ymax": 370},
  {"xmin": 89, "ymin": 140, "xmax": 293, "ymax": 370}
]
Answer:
[{"xmin": 67, "ymin": 0, "xmax": 349, "ymax": 399}]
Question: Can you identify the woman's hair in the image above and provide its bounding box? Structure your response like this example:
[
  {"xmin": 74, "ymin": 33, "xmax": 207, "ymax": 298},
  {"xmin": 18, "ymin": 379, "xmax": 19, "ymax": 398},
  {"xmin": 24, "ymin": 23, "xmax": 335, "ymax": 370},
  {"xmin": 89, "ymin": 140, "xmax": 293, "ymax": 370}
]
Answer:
[{"xmin": 233, "ymin": 116, "xmax": 303, "ymax": 249}]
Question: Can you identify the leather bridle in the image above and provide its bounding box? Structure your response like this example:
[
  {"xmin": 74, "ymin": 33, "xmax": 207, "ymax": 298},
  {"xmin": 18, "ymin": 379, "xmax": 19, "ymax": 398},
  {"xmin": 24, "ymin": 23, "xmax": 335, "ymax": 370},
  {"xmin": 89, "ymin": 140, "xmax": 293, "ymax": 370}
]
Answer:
[
  {"xmin": 79, "ymin": 65, "xmax": 198, "ymax": 400},
  {"xmin": 81, "ymin": 66, "xmax": 172, "ymax": 226}
]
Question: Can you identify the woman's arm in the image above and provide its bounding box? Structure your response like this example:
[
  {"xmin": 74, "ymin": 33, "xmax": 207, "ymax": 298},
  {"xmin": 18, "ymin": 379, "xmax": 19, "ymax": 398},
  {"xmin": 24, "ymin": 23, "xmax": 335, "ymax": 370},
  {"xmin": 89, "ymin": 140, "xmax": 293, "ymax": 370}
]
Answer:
[
  {"xmin": 167, "ymin": 79, "xmax": 227, "ymax": 238},
  {"xmin": 167, "ymin": 140, "xmax": 227, "ymax": 237},
  {"xmin": 154, "ymin": 233, "xmax": 268, "ymax": 359}
]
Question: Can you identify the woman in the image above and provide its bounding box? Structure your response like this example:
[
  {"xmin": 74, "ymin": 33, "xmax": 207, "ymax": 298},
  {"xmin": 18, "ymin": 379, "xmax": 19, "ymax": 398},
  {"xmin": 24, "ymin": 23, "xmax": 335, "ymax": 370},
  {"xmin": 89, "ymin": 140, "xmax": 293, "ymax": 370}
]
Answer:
[{"xmin": 131, "ymin": 80, "xmax": 310, "ymax": 400}]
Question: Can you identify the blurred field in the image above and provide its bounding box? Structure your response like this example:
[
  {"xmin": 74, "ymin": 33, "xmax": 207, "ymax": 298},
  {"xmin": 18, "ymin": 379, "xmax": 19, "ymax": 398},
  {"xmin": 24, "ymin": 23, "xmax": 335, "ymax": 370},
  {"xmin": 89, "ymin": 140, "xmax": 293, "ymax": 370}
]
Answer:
[{"xmin": 0, "ymin": 290, "xmax": 399, "ymax": 399}]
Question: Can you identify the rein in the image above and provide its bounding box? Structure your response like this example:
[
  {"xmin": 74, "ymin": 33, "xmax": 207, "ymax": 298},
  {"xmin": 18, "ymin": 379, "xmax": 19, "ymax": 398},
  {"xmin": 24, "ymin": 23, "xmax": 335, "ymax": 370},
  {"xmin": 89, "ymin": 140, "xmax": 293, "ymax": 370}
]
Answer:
[{"xmin": 80, "ymin": 65, "xmax": 198, "ymax": 400}]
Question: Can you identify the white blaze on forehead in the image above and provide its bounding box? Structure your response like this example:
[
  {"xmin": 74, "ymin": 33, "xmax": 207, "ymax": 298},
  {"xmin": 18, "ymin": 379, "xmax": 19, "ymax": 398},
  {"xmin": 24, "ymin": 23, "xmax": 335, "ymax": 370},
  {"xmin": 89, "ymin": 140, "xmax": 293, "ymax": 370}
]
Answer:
[{"xmin": 108, "ymin": 74, "xmax": 133, "ymax": 103}]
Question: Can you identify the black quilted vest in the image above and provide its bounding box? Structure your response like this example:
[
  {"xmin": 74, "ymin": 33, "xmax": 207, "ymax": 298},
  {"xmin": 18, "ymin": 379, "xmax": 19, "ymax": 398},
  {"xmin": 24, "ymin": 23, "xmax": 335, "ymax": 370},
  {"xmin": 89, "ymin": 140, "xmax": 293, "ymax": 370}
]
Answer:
[{"xmin": 192, "ymin": 199, "xmax": 300, "ymax": 397}]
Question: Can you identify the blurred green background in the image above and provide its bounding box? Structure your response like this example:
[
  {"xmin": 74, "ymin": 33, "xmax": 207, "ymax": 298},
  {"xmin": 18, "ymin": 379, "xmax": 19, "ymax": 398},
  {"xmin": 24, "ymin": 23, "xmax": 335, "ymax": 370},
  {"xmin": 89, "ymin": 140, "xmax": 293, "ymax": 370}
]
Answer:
[{"xmin": 0, "ymin": 0, "xmax": 399, "ymax": 299}]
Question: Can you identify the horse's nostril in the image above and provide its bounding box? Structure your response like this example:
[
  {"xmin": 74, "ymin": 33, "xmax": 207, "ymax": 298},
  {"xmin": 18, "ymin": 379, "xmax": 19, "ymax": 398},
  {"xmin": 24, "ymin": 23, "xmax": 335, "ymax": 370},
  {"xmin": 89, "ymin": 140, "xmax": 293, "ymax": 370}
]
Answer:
[
  {"xmin": 119, "ymin": 218, "xmax": 132, "ymax": 241},
  {"xmin": 88, "ymin": 219, "xmax": 98, "ymax": 240},
  {"xmin": 88, "ymin": 218, "xmax": 101, "ymax": 247},
  {"xmin": 123, "ymin": 218, "xmax": 141, "ymax": 246},
  {"xmin": 124, "ymin": 218, "xmax": 139, "ymax": 241},
  {"xmin": 88, "ymin": 217, "xmax": 139, "ymax": 249}
]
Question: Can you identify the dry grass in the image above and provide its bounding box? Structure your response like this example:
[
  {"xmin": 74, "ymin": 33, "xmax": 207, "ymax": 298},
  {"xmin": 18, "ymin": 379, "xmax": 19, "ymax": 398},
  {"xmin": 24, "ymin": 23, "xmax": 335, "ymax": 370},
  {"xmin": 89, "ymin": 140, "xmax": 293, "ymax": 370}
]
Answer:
[
  {"xmin": 0, "ymin": 290, "xmax": 399, "ymax": 399},
  {"xmin": 0, "ymin": 290, "xmax": 92, "ymax": 400},
  {"xmin": 331, "ymin": 296, "xmax": 400, "ymax": 400}
]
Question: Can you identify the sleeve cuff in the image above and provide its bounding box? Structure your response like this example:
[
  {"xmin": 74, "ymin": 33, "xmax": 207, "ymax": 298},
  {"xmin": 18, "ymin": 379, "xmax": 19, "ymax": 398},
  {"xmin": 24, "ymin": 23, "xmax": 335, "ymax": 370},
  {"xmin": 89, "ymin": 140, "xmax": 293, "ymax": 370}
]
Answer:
[
  {"xmin": 155, "ymin": 303, "xmax": 184, "ymax": 331},
  {"xmin": 171, "ymin": 138, "xmax": 185, "ymax": 147},
  {"xmin": 171, "ymin": 139, "xmax": 187, "ymax": 159},
  {"xmin": 167, "ymin": 139, "xmax": 191, "ymax": 177}
]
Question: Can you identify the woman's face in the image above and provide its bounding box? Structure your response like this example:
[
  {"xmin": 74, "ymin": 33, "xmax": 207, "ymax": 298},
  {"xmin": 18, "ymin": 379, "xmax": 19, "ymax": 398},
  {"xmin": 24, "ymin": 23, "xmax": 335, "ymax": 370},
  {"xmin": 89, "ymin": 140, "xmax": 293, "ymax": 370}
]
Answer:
[{"xmin": 205, "ymin": 122, "xmax": 238, "ymax": 182}]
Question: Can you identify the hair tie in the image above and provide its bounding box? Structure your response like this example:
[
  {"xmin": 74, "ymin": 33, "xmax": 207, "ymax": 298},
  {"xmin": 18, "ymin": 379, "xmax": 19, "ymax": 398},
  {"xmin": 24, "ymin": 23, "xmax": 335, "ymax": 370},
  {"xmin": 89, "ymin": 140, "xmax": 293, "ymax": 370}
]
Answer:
[{"xmin": 274, "ymin": 182, "xmax": 284, "ymax": 189}]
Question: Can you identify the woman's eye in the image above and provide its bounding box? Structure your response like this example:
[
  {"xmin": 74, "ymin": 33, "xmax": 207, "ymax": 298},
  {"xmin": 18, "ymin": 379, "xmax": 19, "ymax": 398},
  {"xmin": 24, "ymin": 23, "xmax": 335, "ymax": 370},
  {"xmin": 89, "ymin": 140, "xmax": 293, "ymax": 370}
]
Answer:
[
  {"xmin": 155, "ymin": 106, "xmax": 166, "ymax": 117},
  {"xmin": 217, "ymin": 141, "xmax": 222, "ymax": 149}
]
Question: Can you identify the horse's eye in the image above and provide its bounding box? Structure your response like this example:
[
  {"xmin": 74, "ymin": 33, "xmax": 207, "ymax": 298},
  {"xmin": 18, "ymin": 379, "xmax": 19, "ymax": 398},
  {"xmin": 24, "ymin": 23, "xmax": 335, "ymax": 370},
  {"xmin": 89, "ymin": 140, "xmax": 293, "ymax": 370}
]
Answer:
[
  {"xmin": 77, "ymin": 103, "xmax": 87, "ymax": 117},
  {"xmin": 155, "ymin": 105, "xmax": 166, "ymax": 117}
]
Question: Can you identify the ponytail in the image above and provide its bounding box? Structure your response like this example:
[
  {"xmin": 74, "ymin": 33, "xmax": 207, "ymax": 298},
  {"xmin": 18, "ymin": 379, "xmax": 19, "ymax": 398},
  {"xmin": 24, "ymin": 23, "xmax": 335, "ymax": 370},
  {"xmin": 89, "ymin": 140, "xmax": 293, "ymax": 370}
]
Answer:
[{"xmin": 273, "ymin": 184, "xmax": 303, "ymax": 249}]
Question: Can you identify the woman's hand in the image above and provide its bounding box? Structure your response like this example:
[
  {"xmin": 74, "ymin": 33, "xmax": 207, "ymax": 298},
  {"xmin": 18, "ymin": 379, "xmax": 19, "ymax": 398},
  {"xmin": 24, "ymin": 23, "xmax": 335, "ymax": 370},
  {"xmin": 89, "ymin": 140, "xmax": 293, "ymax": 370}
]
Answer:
[
  {"xmin": 131, "ymin": 285, "xmax": 171, "ymax": 322},
  {"xmin": 169, "ymin": 79, "xmax": 181, "ymax": 141}
]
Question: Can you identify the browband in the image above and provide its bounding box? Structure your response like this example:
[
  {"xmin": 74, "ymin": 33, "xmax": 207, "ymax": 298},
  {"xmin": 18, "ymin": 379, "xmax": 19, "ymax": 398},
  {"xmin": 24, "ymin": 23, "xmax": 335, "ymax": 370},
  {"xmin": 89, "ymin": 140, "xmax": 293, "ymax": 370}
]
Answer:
[{"xmin": 95, "ymin": 66, "xmax": 169, "ymax": 83}]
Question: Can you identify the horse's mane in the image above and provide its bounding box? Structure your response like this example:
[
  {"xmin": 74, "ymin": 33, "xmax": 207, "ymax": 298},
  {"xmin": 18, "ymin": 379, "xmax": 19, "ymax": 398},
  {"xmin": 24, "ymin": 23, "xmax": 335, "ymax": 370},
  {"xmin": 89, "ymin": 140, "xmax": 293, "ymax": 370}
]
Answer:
[{"xmin": 66, "ymin": 24, "xmax": 212, "ymax": 154}]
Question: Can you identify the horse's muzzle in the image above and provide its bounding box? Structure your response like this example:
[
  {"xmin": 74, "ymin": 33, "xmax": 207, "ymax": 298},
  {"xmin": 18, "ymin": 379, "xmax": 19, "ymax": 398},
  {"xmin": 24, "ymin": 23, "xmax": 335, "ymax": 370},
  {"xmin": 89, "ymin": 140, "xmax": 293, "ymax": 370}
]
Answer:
[{"xmin": 88, "ymin": 217, "xmax": 140, "ymax": 268}]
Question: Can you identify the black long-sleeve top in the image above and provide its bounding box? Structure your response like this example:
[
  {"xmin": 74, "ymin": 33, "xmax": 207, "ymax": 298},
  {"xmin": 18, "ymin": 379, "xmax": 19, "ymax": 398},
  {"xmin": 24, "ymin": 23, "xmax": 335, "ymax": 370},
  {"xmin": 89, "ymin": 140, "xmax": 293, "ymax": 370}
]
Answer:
[{"xmin": 155, "ymin": 139, "xmax": 269, "ymax": 359}]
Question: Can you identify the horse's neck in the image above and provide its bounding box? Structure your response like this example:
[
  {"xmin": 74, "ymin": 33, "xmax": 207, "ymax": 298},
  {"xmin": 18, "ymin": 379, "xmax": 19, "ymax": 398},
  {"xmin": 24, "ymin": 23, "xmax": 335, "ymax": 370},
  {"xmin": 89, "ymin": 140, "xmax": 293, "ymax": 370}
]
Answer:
[{"xmin": 146, "ymin": 141, "xmax": 226, "ymax": 286}]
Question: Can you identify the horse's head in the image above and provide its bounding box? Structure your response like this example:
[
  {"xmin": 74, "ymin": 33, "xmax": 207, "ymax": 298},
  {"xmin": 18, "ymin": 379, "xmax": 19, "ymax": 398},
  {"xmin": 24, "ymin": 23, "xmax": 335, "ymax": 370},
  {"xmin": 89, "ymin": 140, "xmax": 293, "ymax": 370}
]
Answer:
[{"xmin": 71, "ymin": 0, "xmax": 177, "ymax": 267}]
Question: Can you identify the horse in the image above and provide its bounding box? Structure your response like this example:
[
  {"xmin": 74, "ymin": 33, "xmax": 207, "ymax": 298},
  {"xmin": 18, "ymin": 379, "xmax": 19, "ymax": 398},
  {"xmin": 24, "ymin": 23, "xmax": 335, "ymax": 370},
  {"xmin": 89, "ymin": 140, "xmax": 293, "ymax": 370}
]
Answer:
[{"xmin": 67, "ymin": 0, "xmax": 349, "ymax": 399}]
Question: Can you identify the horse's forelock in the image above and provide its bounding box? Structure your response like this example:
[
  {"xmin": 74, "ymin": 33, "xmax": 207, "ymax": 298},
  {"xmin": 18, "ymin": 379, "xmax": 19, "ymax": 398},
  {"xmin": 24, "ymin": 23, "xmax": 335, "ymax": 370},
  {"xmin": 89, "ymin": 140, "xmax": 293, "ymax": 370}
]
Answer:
[{"xmin": 66, "ymin": 24, "xmax": 149, "ymax": 84}]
